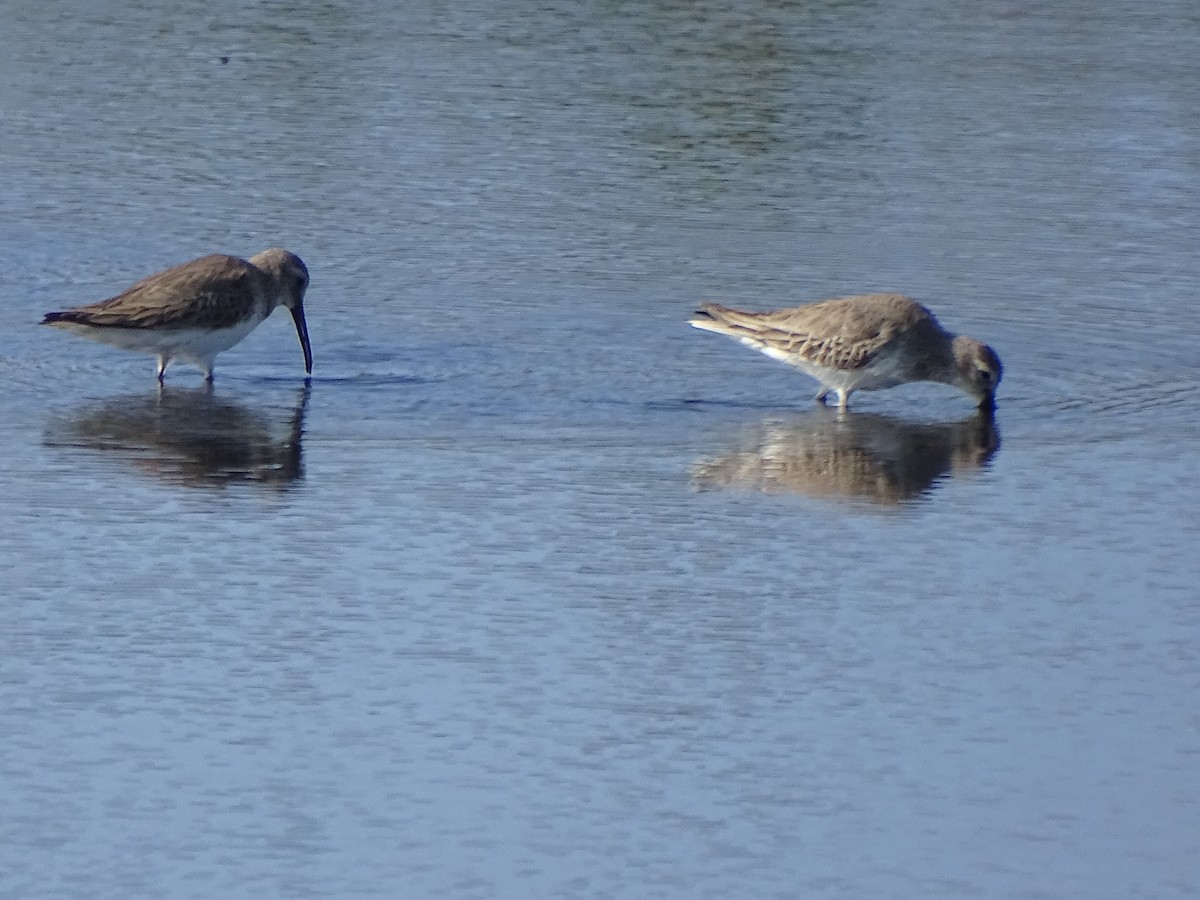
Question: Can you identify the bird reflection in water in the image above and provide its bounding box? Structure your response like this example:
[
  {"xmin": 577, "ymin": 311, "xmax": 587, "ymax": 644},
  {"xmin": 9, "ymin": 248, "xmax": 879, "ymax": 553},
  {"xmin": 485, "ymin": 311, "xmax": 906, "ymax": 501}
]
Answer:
[
  {"xmin": 692, "ymin": 408, "xmax": 999, "ymax": 505},
  {"xmin": 46, "ymin": 384, "xmax": 309, "ymax": 488}
]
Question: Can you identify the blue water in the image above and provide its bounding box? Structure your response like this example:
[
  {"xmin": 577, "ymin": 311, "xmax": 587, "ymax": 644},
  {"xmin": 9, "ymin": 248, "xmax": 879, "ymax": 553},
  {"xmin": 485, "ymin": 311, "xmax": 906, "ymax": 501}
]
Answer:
[{"xmin": 1, "ymin": 1, "xmax": 1198, "ymax": 897}]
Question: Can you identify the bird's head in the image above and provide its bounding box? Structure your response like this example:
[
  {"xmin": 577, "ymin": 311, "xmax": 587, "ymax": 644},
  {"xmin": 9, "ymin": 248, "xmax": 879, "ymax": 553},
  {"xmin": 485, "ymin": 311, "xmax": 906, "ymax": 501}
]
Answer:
[
  {"xmin": 952, "ymin": 336, "xmax": 1003, "ymax": 409},
  {"xmin": 250, "ymin": 248, "xmax": 312, "ymax": 377}
]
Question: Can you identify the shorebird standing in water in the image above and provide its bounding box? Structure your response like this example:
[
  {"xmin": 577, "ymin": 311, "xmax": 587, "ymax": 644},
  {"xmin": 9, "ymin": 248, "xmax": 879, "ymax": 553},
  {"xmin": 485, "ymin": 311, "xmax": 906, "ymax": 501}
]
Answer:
[
  {"xmin": 690, "ymin": 293, "xmax": 1002, "ymax": 410},
  {"xmin": 42, "ymin": 248, "xmax": 313, "ymax": 383}
]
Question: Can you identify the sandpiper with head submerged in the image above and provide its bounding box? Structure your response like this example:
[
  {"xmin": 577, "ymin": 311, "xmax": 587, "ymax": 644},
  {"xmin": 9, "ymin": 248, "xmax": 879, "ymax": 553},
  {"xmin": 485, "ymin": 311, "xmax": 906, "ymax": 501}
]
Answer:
[
  {"xmin": 42, "ymin": 248, "xmax": 313, "ymax": 383},
  {"xmin": 690, "ymin": 292, "xmax": 1001, "ymax": 410}
]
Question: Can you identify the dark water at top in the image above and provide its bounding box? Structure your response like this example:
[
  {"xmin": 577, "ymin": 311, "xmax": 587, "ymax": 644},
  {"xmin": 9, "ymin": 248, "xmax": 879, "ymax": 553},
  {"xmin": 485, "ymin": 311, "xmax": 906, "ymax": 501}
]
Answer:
[{"xmin": 1, "ymin": 1, "xmax": 1198, "ymax": 897}]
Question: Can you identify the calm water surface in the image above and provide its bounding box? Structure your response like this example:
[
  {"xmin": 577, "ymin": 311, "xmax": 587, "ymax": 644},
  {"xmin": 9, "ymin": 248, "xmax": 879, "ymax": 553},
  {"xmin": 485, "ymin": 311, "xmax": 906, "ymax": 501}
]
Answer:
[{"xmin": 1, "ymin": 1, "xmax": 1198, "ymax": 897}]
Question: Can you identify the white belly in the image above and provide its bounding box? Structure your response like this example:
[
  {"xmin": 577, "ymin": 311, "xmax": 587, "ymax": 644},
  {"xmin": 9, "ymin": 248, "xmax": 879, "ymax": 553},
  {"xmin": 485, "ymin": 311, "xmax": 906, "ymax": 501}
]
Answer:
[
  {"xmin": 58, "ymin": 314, "xmax": 266, "ymax": 365},
  {"xmin": 760, "ymin": 344, "xmax": 911, "ymax": 393}
]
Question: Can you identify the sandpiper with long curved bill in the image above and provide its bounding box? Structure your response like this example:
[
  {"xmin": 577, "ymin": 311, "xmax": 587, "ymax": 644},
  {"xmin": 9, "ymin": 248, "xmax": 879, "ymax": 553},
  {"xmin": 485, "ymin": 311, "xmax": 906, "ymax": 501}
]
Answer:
[
  {"xmin": 690, "ymin": 292, "xmax": 1001, "ymax": 410},
  {"xmin": 42, "ymin": 248, "xmax": 313, "ymax": 383}
]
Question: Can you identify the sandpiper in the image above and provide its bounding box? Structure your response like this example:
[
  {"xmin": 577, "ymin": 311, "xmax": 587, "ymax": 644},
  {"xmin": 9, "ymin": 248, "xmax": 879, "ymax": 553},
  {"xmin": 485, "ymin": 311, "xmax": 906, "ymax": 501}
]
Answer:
[
  {"xmin": 690, "ymin": 293, "xmax": 1002, "ymax": 409},
  {"xmin": 42, "ymin": 248, "xmax": 313, "ymax": 382}
]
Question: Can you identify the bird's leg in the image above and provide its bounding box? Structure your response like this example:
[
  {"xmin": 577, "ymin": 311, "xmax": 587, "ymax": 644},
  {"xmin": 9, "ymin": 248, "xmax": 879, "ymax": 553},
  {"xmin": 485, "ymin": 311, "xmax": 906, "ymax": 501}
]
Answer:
[
  {"xmin": 815, "ymin": 387, "xmax": 830, "ymax": 405},
  {"xmin": 202, "ymin": 366, "xmax": 214, "ymax": 383},
  {"xmin": 156, "ymin": 356, "xmax": 168, "ymax": 383},
  {"xmin": 836, "ymin": 389, "xmax": 851, "ymax": 411}
]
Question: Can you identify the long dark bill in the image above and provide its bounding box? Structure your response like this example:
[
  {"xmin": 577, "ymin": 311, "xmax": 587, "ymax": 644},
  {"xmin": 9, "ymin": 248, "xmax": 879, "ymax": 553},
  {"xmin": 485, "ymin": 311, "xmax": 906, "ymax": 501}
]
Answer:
[{"xmin": 290, "ymin": 301, "xmax": 314, "ymax": 376}]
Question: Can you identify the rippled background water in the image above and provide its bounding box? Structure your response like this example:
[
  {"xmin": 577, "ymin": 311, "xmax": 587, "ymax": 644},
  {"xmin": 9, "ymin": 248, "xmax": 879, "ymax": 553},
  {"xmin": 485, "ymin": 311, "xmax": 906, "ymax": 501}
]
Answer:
[{"xmin": 2, "ymin": 1, "xmax": 1198, "ymax": 897}]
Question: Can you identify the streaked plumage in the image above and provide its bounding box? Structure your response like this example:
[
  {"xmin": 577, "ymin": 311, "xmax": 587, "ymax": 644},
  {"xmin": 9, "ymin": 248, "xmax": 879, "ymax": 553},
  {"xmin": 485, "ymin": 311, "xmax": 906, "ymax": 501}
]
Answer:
[
  {"xmin": 690, "ymin": 293, "xmax": 1002, "ymax": 409},
  {"xmin": 42, "ymin": 248, "xmax": 313, "ymax": 382}
]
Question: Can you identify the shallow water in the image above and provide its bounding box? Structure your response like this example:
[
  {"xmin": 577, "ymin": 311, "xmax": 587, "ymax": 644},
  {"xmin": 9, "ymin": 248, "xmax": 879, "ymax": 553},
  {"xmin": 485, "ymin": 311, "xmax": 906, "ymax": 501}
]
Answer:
[{"xmin": 2, "ymin": 1, "xmax": 1199, "ymax": 897}]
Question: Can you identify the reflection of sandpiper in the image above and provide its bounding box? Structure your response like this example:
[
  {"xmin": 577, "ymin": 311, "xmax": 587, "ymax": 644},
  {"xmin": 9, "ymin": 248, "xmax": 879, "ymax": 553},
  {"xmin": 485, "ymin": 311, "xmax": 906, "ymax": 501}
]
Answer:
[
  {"xmin": 692, "ymin": 408, "xmax": 1000, "ymax": 505},
  {"xmin": 45, "ymin": 385, "xmax": 310, "ymax": 488},
  {"xmin": 41, "ymin": 249, "xmax": 313, "ymax": 383},
  {"xmin": 690, "ymin": 294, "xmax": 1002, "ymax": 410}
]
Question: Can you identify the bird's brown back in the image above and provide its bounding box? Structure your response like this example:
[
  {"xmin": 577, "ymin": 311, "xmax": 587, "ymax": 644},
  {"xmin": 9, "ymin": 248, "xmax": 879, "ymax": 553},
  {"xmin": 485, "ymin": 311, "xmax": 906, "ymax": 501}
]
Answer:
[
  {"xmin": 695, "ymin": 293, "xmax": 946, "ymax": 371},
  {"xmin": 43, "ymin": 254, "xmax": 263, "ymax": 331}
]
